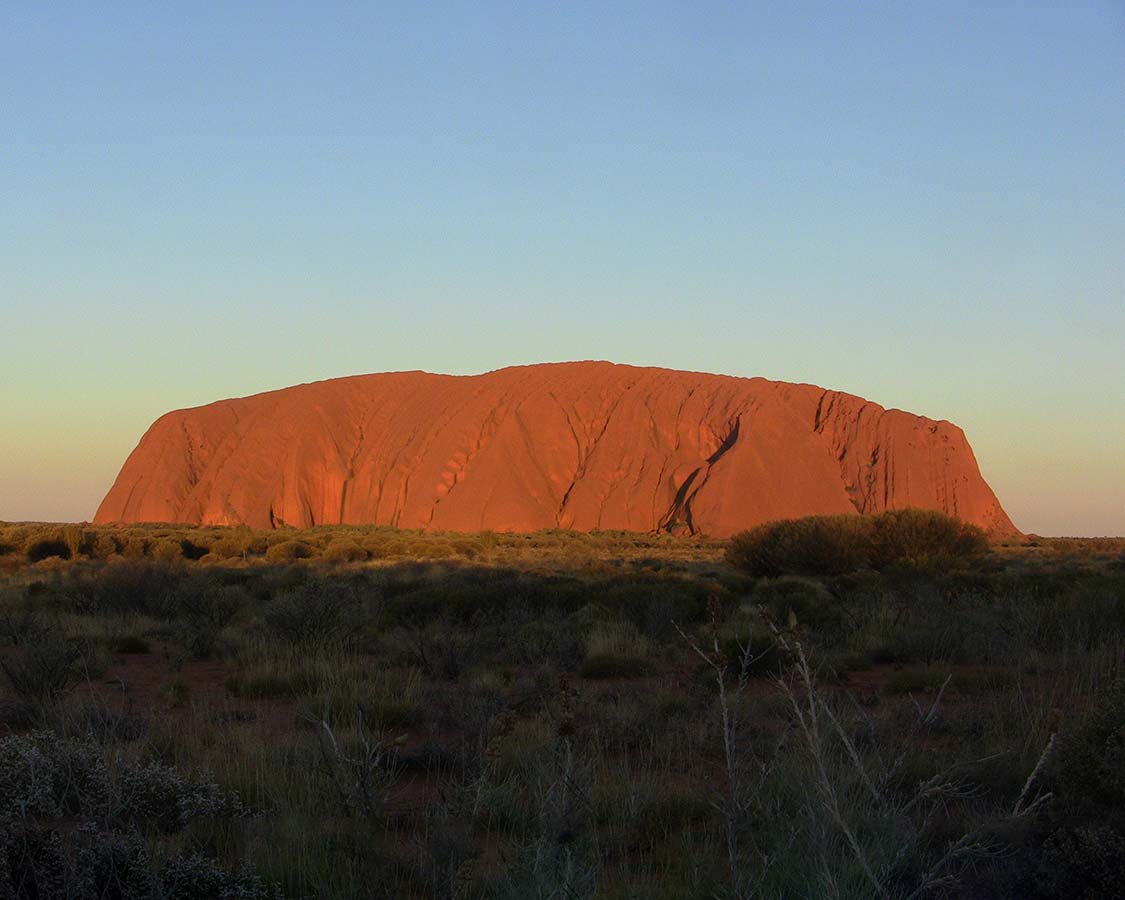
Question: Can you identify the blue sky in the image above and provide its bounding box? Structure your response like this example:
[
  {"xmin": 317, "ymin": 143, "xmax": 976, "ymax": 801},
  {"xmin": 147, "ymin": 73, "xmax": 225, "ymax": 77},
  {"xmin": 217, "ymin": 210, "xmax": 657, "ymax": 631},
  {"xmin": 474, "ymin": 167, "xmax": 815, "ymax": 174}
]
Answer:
[{"xmin": 1, "ymin": 2, "xmax": 1123, "ymax": 534}]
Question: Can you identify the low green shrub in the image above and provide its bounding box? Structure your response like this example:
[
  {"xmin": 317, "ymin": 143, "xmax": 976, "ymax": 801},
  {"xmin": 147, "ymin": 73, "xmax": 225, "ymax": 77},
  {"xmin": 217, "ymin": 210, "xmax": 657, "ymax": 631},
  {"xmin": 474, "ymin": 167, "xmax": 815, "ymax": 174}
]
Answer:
[
  {"xmin": 0, "ymin": 604, "xmax": 51, "ymax": 646},
  {"xmin": 868, "ymin": 508, "xmax": 989, "ymax": 567},
  {"xmin": 726, "ymin": 515, "xmax": 869, "ymax": 577},
  {"xmin": 120, "ymin": 536, "xmax": 149, "ymax": 558},
  {"xmin": 596, "ymin": 577, "xmax": 714, "ymax": 638},
  {"xmin": 0, "ymin": 730, "xmax": 243, "ymax": 829},
  {"xmin": 264, "ymin": 581, "xmax": 367, "ymax": 645},
  {"xmin": 207, "ymin": 537, "xmax": 247, "ymax": 559},
  {"xmin": 505, "ymin": 615, "xmax": 585, "ymax": 670},
  {"xmin": 159, "ymin": 853, "xmax": 282, "ymax": 900},
  {"xmin": 265, "ymin": 540, "xmax": 313, "ymax": 563},
  {"xmin": 0, "ymin": 635, "xmax": 83, "ymax": 702},
  {"xmin": 0, "ymin": 730, "xmax": 109, "ymax": 818},
  {"xmin": 83, "ymin": 532, "xmax": 120, "ymax": 559},
  {"xmin": 321, "ymin": 539, "xmax": 368, "ymax": 563},
  {"xmin": 174, "ymin": 584, "xmax": 244, "ymax": 658},
  {"xmin": 0, "ymin": 731, "xmax": 266, "ymax": 898},
  {"xmin": 150, "ymin": 539, "xmax": 185, "ymax": 562},
  {"xmin": 728, "ymin": 509, "xmax": 990, "ymax": 577},
  {"xmin": 244, "ymin": 534, "xmax": 271, "ymax": 555},
  {"xmin": 67, "ymin": 559, "xmax": 182, "ymax": 617},
  {"xmin": 1053, "ymin": 680, "xmax": 1125, "ymax": 814},
  {"xmin": 386, "ymin": 621, "xmax": 480, "ymax": 679}
]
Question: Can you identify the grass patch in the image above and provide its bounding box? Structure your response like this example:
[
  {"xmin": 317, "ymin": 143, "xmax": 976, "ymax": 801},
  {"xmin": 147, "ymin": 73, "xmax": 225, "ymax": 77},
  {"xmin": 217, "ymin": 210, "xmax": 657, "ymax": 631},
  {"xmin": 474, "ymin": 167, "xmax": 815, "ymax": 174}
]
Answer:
[{"xmin": 581, "ymin": 620, "xmax": 652, "ymax": 678}]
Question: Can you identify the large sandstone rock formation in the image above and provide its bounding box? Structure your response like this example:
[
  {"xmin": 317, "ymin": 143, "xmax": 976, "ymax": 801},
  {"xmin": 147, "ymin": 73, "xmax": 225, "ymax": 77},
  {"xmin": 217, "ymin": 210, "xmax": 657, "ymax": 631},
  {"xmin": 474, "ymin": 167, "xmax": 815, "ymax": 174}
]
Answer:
[{"xmin": 94, "ymin": 362, "xmax": 1017, "ymax": 536}]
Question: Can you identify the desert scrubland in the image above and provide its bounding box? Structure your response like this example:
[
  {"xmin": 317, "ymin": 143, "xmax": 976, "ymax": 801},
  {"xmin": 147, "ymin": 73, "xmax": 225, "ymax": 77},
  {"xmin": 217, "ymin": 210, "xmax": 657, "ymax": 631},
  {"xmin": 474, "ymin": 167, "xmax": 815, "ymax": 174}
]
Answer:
[{"xmin": 0, "ymin": 517, "xmax": 1122, "ymax": 898}]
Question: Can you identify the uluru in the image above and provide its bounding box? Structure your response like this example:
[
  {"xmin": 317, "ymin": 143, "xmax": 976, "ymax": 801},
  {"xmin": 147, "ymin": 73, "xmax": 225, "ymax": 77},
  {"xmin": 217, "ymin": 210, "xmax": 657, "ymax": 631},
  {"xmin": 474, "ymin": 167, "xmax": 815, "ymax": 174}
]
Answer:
[{"xmin": 94, "ymin": 362, "xmax": 1017, "ymax": 536}]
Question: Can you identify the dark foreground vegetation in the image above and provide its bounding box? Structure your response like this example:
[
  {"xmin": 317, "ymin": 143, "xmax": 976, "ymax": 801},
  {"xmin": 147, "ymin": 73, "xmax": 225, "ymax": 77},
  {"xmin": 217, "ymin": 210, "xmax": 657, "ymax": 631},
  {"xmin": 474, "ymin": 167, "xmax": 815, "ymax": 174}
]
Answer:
[{"xmin": 0, "ymin": 517, "xmax": 1123, "ymax": 899}]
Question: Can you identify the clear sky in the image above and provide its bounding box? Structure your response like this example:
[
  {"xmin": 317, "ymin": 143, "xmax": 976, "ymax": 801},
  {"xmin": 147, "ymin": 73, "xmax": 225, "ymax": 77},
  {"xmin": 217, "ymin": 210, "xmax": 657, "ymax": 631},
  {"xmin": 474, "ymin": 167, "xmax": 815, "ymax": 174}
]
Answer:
[{"xmin": 1, "ymin": 2, "xmax": 1122, "ymax": 536}]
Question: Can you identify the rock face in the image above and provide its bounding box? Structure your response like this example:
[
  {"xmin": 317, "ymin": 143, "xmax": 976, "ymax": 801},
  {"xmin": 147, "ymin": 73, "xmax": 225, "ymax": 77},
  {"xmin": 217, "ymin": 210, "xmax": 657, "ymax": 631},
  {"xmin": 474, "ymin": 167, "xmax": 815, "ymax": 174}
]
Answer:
[{"xmin": 94, "ymin": 362, "xmax": 1017, "ymax": 536}]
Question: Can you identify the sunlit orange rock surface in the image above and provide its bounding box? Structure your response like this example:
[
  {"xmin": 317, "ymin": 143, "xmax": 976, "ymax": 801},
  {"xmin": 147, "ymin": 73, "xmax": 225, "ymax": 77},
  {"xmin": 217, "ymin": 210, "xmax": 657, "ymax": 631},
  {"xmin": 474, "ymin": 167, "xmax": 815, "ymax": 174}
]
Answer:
[{"xmin": 94, "ymin": 362, "xmax": 1017, "ymax": 536}]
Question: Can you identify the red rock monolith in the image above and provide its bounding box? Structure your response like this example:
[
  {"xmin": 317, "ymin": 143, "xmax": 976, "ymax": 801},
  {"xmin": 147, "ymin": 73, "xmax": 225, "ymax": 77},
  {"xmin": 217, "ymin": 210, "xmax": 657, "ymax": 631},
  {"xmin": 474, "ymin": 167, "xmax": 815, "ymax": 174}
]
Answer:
[{"xmin": 94, "ymin": 362, "xmax": 1017, "ymax": 536}]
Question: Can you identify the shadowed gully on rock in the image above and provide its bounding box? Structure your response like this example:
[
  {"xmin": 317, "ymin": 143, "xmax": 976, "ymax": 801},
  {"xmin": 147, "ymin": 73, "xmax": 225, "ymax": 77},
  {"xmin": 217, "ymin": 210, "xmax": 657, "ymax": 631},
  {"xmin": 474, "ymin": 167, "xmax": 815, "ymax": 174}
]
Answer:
[{"xmin": 94, "ymin": 362, "xmax": 1017, "ymax": 536}]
